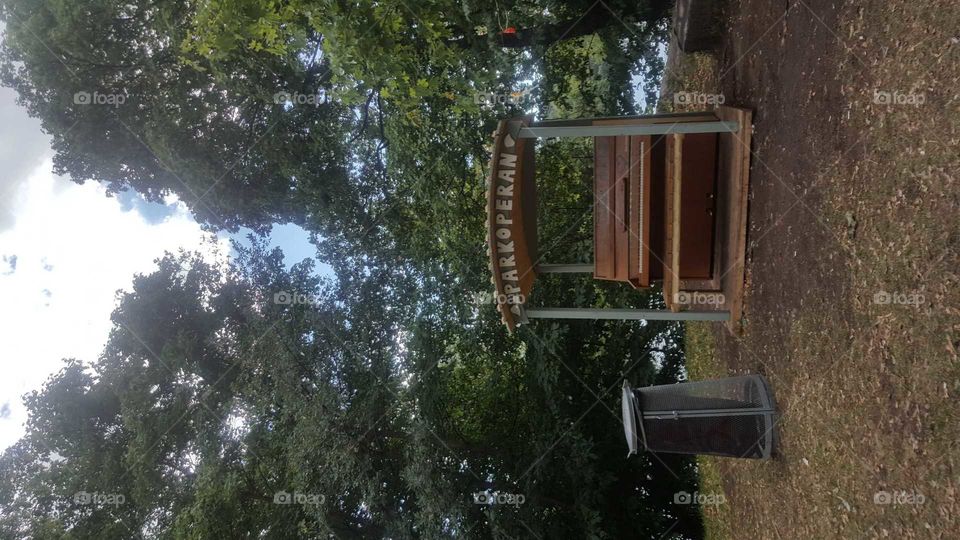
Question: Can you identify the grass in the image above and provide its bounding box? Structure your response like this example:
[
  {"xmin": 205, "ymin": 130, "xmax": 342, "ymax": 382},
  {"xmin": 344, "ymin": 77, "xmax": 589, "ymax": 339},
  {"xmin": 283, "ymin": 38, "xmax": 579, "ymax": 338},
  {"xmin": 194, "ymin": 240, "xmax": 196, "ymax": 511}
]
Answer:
[
  {"xmin": 780, "ymin": 4, "xmax": 960, "ymax": 536},
  {"xmin": 676, "ymin": 2, "xmax": 959, "ymax": 538},
  {"xmin": 657, "ymin": 38, "xmax": 718, "ymax": 114},
  {"xmin": 683, "ymin": 321, "xmax": 732, "ymax": 540},
  {"xmin": 683, "ymin": 322, "xmax": 722, "ymax": 381}
]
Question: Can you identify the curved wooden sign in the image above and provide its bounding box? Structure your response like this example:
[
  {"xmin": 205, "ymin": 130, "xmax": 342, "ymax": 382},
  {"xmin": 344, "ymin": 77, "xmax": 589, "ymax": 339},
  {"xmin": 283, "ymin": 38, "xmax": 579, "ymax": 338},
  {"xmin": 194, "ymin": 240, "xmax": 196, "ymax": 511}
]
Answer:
[{"xmin": 485, "ymin": 117, "xmax": 537, "ymax": 331}]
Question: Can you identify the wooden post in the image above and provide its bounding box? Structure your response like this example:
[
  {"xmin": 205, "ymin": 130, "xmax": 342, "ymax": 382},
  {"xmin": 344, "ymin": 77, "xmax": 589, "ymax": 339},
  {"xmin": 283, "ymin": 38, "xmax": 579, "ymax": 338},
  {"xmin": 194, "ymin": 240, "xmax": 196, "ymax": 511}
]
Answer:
[
  {"xmin": 524, "ymin": 308, "xmax": 730, "ymax": 321},
  {"xmin": 518, "ymin": 121, "xmax": 739, "ymax": 139},
  {"xmin": 534, "ymin": 264, "xmax": 594, "ymax": 273}
]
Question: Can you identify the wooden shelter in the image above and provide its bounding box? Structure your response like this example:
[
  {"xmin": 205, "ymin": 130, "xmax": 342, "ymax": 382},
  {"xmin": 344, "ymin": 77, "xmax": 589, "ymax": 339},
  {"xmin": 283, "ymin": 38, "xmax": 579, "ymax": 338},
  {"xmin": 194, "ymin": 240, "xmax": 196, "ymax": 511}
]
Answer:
[{"xmin": 485, "ymin": 106, "xmax": 752, "ymax": 332}]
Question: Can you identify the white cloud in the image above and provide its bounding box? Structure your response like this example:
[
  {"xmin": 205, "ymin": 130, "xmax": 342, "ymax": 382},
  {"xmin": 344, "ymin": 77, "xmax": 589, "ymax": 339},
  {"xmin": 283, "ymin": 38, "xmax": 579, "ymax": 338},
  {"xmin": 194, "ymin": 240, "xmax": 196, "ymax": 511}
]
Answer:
[
  {"xmin": 0, "ymin": 86, "xmax": 53, "ymax": 232},
  {"xmin": 0, "ymin": 73, "xmax": 320, "ymax": 452},
  {"xmin": 0, "ymin": 161, "xmax": 229, "ymax": 450}
]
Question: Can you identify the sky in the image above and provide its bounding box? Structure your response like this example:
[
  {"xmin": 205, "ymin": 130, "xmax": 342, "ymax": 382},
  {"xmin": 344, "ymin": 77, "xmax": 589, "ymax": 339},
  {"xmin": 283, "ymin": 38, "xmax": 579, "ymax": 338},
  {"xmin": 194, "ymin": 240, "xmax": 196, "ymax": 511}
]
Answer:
[
  {"xmin": 0, "ymin": 85, "xmax": 324, "ymax": 450},
  {"xmin": 0, "ymin": 40, "xmax": 663, "ymax": 452}
]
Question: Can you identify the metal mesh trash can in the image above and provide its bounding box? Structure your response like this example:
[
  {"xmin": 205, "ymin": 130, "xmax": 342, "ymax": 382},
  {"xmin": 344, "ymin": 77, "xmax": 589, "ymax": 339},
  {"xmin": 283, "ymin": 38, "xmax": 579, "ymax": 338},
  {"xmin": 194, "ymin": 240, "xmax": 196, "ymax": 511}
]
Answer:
[{"xmin": 622, "ymin": 375, "xmax": 777, "ymax": 459}]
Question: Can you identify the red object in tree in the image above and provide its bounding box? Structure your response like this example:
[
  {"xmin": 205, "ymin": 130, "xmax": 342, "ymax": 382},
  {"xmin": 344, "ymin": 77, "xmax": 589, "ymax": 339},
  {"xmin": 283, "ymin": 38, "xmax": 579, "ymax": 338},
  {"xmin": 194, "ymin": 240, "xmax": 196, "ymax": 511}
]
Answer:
[{"xmin": 502, "ymin": 26, "xmax": 517, "ymax": 34}]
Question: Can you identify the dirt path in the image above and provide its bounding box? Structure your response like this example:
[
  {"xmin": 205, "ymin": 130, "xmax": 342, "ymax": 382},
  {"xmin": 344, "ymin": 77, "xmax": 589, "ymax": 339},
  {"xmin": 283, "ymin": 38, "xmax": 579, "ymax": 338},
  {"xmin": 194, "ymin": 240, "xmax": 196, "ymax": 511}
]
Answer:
[
  {"xmin": 716, "ymin": 0, "xmax": 853, "ymax": 349},
  {"xmin": 682, "ymin": 0, "xmax": 960, "ymax": 538}
]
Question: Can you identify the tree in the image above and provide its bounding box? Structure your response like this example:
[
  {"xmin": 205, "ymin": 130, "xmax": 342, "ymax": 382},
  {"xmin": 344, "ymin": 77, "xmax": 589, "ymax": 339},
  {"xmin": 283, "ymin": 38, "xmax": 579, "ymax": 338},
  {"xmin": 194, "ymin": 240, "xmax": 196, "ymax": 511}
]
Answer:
[
  {"xmin": 492, "ymin": 0, "xmax": 671, "ymax": 49},
  {"xmin": 0, "ymin": 0, "xmax": 698, "ymax": 536},
  {"xmin": 0, "ymin": 0, "xmax": 667, "ymax": 239},
  {"xmin": 2, "ymin": 234, "xmax": 703, "ymax": 538},
  {"xmin": 0, "ymin": 243, "xmax": 410, "ymax": 538},
  {"xmin": 0, "ymin": 0, "xmax": 360, "ymax": 233},
  {"xmin": 183, "ymin": 0, "xmax": 670, "ymax": 116}
]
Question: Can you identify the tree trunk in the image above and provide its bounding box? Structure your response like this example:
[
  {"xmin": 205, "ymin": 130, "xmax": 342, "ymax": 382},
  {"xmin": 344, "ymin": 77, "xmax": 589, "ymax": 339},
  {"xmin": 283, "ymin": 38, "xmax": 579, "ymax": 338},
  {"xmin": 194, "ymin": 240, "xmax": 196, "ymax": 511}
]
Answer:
[{"xmin": 496, "ymin": 0, "xmax": 672, "ymax": 49}]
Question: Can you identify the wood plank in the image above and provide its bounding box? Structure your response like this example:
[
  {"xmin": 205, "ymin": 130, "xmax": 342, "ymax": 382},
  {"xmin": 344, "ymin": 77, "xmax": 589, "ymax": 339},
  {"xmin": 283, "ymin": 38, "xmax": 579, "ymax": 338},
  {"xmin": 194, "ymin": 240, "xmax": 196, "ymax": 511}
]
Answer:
[
  {"xmin": 715, "ymin": 106, "xmax": 752, "ymax": 332},
  {"xmin": 628, "ymin": 136, "xmax": 640, "ymax": 286},
  {"xmin": 670, "ymin": 134, "xmax": 683, "ymax": 312},
  {"xmin": 663, "ymin": 136, "xmax": 675, "ymax": 310},
  {"xmin": 614, "ymin": 135, "xmax": 630, "ymax": 281},
  {"xmin": 642, "ymin": 137, "xmax": 652, "ymax": 286},
  {"xmin": 521, "ymin": 121, "xmax": 738, "ymax": 138},
  {"xmin": 525, "ymin": 307, "xmax": 731, "ymax": 321},
  {"xmin": 662, "ymin": 134, "xmax": 684, "ymax": 311},
  {"xmin": 648, "ymin": 136, "xmax": 667, "ymax": 280},
  {"xmin": 486, "ymin": 116, "xmax": 537, "ymax": 331},
  {"xmin": 594, "ymin": 137, "xmax": 616, "ymax": 280},
  {"xmin": 591, "ymin": 114, "xmax": 719, "ymax": 126},
  {"xmin": 628, "ymin": 136, "xmax": 652, "ymax": 288},
  {"xmin": 677, "ymin": 133, "xmax": 717, "ymax": 279}
]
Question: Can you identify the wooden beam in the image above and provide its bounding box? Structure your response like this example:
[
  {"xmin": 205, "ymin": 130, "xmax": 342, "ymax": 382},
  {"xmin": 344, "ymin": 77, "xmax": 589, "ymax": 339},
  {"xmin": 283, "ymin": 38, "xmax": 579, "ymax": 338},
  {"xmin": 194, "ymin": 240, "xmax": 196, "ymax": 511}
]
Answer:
[
  {"xmin": 525, "ymin": 308, "xmax": 730, "ymax": 321},
  {"xmin": 529, "ymin": 111, "xmax": 718, "ymax": 127},
  {"xmin": 716, "ymin": 105, "xmax": 753, "ymax": 333},
  {"xmin": 535, "ymin": 264, "xmax": 594, "ymax": 273},
  {"xmin": 669, "ymin": 134, "xmax": 683, "ymax": 312},
  {"xmin": 518, "ymin": 121, "xmax": 739, "ymax": 138}
]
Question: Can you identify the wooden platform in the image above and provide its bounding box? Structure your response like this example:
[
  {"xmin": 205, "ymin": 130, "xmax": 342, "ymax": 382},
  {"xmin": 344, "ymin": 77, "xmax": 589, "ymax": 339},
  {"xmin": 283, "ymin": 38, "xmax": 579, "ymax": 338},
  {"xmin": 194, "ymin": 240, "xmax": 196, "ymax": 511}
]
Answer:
[
  {"xmin": 487, "ymin": 111, "xmax": 752, "ymax": 330},
  {"xmin": 661, "ymin": 106, "xmax": 752, "ymax": 328},
  {"xmin": 588, "ymin": 106, "xmax": 752, "ymax": 327}
]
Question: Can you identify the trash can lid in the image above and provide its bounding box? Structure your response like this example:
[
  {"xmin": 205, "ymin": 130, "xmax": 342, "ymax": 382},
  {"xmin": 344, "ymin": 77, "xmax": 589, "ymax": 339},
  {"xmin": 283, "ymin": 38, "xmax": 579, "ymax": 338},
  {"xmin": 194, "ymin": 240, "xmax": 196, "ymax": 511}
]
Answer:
[{"xmin": 621, "ymin": 380, "xmax": 639, "ymax": 456}]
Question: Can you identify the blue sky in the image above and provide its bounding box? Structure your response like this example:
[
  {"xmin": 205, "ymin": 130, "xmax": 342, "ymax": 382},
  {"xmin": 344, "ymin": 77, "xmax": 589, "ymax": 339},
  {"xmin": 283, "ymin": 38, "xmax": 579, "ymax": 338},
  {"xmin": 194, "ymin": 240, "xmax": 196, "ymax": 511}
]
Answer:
[
  {"xmin": 228, "ymin": 222, "xmax": 332, "ymax": 275},
  {"xmin": 0, "ymin": 82, "xmax": 328, "ymax": 450},
  {"xmin": 1, "ymin": 52, "xmax": 659, "ymax": 449},
  {"xmin": 113, "ymin": 188, "xmax": 326, "ymax": 273}
]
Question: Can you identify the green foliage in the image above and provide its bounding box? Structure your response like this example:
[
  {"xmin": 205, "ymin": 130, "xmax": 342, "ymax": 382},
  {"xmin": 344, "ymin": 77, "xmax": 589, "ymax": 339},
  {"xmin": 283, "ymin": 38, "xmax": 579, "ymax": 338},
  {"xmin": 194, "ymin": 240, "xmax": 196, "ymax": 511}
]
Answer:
[
  {"xmin": 0, "ymin": 0, "xmax": 695, "ymax": 537},
  {"xmin": 0, "ymin": 0, "xmax": 668, "ymax": 239},
  {"xmin": 1, "ymin": 237, "xmax": 701, "ymax": 538},
  {"xmin": 0, "ymin": 0, "xmax": 356, "ymax": 233}
]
